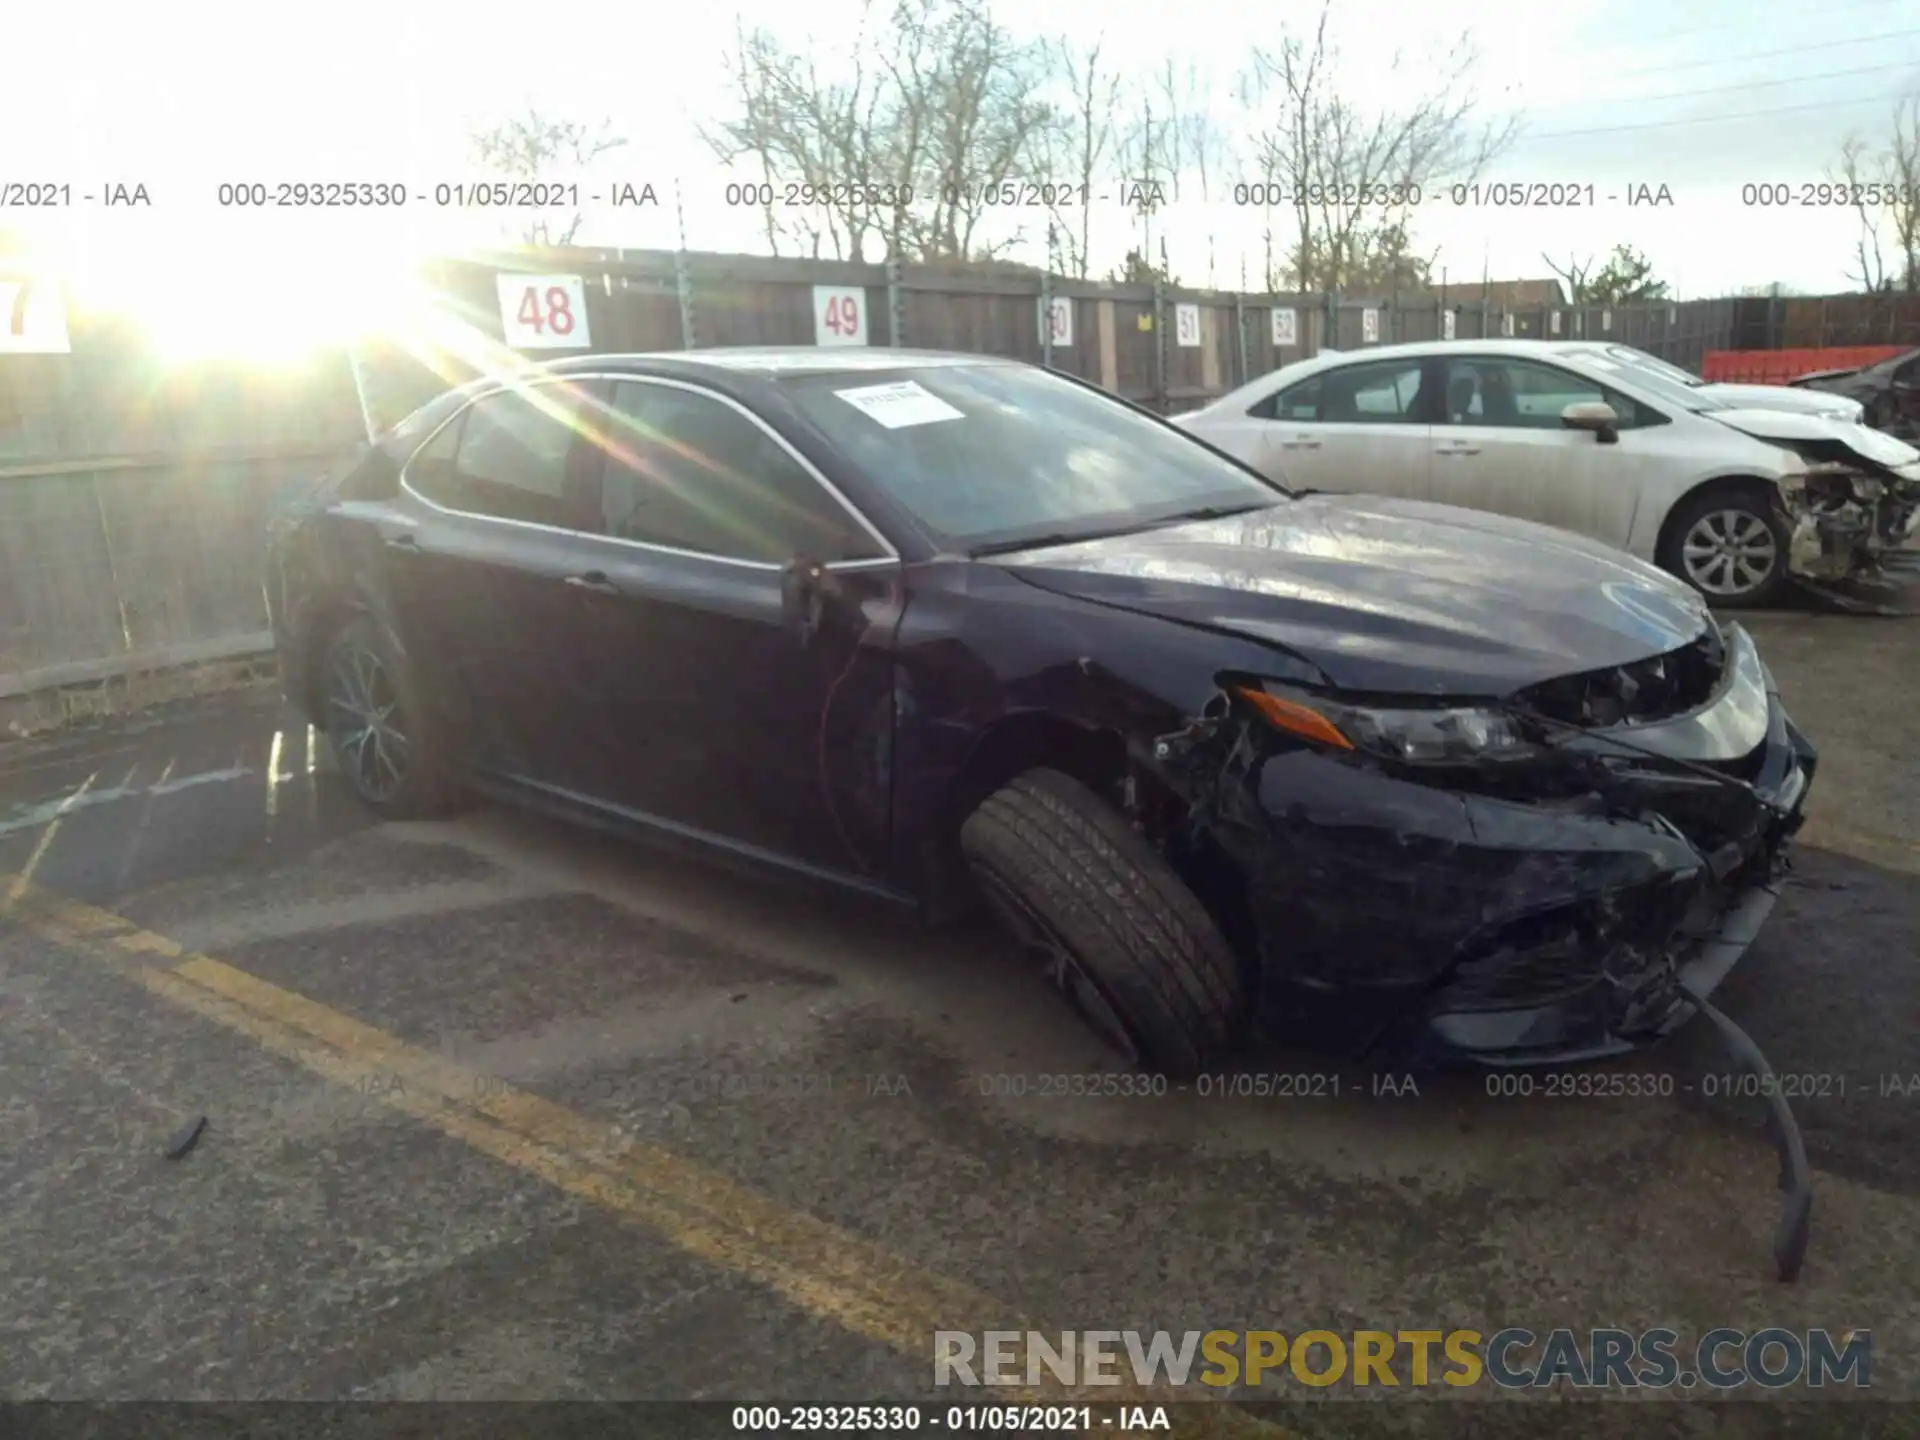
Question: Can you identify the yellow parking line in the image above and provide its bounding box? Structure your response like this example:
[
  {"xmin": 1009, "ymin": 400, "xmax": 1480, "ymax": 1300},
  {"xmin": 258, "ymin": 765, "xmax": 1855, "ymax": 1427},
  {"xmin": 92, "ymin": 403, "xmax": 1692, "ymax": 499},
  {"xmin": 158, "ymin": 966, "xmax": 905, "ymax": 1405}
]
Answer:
[{"xmin": 0, "ymin": 871, "xmax": 1287, "ymax": 1438}]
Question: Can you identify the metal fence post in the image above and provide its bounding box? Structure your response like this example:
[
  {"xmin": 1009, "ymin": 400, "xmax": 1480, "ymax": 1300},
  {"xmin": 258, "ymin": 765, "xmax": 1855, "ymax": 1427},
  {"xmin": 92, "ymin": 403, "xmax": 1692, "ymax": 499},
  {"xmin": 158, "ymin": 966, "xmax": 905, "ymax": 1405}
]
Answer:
[
  {"xmin": 887, "ymin": 257, "xmax": 905, "ymax": 347},
  {"xmin": 673, "ymin": 250, "xmax": 696, "ymax": 351},
  {"xmin": 1327, "ymin": 288, "xmax": 1341, "ymax": 348},
  {"xmin": 1041, "ymin": 269, "xmax": 1053, "ymax": 369},
  {"xmin": 1232, "ymin": 294, "xmax": 1247, "ymax": 386},
  {"xmin": 1152, "ymin": 280, "xmax": 1167, "ymax": 411}
]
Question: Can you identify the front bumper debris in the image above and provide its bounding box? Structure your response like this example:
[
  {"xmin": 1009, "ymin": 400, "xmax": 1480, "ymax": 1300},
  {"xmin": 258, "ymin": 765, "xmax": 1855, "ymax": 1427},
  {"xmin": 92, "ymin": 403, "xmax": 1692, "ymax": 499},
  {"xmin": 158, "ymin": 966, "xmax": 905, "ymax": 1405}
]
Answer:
[{"xmin": 1776, "ymin": 461, "xmax": 1920, "ymax": 590}]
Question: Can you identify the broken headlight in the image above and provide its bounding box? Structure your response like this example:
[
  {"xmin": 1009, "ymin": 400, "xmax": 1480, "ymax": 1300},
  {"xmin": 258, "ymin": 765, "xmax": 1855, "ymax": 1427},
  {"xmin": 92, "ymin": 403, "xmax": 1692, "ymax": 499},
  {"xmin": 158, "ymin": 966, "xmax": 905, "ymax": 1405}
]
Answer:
[{"xmin": 1232, "ymin": 683, "xmax": 1540, "ymax": 763}]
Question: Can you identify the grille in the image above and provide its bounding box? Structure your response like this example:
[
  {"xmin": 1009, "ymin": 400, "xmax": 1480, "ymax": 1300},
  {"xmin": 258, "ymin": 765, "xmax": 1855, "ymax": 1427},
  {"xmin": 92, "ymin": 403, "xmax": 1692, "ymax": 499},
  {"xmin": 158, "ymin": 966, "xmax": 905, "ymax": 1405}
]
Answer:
[{"xmin": 1518, "ymin": 626, "xmax": 1726, "ymax": 729}]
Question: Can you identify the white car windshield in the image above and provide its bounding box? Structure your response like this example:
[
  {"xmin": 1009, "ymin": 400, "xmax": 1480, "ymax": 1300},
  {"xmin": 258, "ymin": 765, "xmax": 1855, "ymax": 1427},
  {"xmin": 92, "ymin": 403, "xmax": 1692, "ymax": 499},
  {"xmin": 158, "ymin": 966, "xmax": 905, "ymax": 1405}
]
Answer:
[{"xmin": 1571, "ymin": 350, "xmax": 1728, "ymax": 413}]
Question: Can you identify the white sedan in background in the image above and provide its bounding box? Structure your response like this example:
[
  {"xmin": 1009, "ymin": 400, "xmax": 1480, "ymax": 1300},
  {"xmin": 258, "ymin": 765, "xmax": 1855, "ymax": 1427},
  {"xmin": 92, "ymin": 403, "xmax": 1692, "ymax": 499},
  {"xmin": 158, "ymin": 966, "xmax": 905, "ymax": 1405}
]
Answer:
[{"xmin": 1172, "ymin": 339, "xmax": 1920, "ymax": 607}]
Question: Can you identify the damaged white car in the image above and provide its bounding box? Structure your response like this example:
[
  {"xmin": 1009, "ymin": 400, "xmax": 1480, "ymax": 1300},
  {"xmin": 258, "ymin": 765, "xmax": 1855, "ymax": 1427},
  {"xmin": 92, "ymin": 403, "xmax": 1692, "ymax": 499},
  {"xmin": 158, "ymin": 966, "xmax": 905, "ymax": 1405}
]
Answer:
[{"xmin": 1174, "ymin": 339, "xmax": 1920, "ymax": 607}]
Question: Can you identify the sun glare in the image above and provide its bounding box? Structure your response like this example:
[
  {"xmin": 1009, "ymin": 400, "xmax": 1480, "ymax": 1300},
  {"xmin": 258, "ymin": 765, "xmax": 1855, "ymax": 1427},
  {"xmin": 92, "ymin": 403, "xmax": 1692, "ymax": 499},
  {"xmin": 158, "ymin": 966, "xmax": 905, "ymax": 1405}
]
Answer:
[{"xmin": 66, "ymin": 228, "xmax": 438, "ymax": 365}]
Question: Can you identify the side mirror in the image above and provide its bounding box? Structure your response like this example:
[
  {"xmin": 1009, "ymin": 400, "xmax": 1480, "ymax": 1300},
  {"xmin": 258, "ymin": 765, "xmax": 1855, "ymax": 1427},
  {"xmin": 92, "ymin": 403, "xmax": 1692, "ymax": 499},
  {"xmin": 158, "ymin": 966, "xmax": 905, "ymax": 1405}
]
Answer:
[
  {"xmin": 1561, "ymin": 401, "xmax": 1619, "ymax": 444},
  {"xmin": 779, "ymin": 555, "xmax": 848, "ymax": 646}
]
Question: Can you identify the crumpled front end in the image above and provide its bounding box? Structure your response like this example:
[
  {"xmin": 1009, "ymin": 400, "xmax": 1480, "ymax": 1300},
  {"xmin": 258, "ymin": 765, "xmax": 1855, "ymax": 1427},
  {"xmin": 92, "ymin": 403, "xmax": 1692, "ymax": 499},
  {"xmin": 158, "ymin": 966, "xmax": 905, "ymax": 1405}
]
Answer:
[
  {"xmin": 1157, "ymin": 621, "xmax": 1815, "ymax": 1066},
  {"xmin": 1774, "ymin": 453, "xmax": 1920, "ymax": 585}
]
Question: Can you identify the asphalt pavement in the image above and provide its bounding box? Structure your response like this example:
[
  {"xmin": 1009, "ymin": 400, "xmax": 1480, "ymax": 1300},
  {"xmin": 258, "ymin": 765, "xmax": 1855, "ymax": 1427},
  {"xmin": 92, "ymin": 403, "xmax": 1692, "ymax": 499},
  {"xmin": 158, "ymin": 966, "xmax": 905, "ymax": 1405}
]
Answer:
[{"xmin": 2, "ymin": 612, "xmax": 1917, "ymax": 1435}]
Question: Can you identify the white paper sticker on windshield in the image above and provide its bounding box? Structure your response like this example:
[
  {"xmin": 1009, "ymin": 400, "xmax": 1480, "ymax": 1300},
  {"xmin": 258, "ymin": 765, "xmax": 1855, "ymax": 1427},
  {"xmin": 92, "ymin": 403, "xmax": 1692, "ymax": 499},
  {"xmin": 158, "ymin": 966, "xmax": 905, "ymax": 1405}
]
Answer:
[{"xmin": 833, "ymin": 380, "xmax": 965, "ymax": 429}]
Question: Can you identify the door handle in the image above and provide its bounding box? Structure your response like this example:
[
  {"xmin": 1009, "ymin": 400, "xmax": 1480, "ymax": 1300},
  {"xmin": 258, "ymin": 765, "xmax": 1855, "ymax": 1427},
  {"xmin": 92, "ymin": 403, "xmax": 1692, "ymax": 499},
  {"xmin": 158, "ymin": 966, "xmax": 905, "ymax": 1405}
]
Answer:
[
  {"xmin": 565, "ymin": 571, "xmax": 620, "ymax": 595},
  {"xmin": 1435, "ymin": 443, "xmax": 1481, "ymax": 456},
  {"xmin": 1280, "ymin": 438, "xmax": 1322, "ymax": 450},
  {"xmin": 382, "ymin": 531, "xmax": 421, "ymax": 550}
]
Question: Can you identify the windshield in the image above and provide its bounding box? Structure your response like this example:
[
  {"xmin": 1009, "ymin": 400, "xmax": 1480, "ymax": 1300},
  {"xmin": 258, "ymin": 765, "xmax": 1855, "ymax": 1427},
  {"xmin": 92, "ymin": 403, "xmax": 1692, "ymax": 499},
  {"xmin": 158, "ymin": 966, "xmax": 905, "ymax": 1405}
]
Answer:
[
  {"xmin": 782, "ymin": 364, "xmax": 1286, "ymax": 551},
  {"xmin": 1570, "ymin": 349, "xmax": 1728, "ymax": 412},
  {"xmin": 1600, "ymin": 345, "xmax": 1703, "ymax": 388}
]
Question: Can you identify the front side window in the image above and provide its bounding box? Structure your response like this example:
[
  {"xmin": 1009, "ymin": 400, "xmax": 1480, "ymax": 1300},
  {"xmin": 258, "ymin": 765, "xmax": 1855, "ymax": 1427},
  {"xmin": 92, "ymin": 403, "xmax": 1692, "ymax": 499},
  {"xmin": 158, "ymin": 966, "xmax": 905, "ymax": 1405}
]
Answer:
[
  {"xmin": 408, "ymin": 382, "xmax": 599, "ymax": 529},
  {"xmin": 596, "ymin": 381, "xmax": 882, "ymax": 564},
  {"xmin": 1440, "ymin": 357, "xmax": 1655, "ymax": 430}
]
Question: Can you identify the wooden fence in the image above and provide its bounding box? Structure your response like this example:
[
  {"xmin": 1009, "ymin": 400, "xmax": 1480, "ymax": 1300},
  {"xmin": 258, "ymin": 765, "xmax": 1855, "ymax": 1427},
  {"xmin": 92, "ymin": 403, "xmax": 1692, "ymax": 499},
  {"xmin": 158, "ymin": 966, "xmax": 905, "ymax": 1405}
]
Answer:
[{"xmin": 0, "ymin": 244, "xmax": 1769, "ymax": 700}]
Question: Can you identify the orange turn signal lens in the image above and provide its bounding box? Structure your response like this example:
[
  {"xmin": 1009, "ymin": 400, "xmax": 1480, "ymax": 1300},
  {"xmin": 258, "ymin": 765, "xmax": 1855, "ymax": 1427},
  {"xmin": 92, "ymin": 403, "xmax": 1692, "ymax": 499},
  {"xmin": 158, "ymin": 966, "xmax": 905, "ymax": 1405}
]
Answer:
[{"xmin": 1231, "ymin": 686, "xmax": 1354, "ymax": 750}]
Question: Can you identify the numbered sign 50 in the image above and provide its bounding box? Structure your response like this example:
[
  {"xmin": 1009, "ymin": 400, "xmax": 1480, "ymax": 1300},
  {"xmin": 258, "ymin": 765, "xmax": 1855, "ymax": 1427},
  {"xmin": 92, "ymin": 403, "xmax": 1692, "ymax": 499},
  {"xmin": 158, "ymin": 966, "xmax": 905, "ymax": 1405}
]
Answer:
[
  {"xmin": 814, "ymin": 286, "xmax": 869, "ymax": 346},
  {"xmin": 497, "ymin": 275, "xmax": 591, "ymax": 349},
  {"xmin": 1040, "ymin": 296, "xmax": 1073, "ymax": 347}
]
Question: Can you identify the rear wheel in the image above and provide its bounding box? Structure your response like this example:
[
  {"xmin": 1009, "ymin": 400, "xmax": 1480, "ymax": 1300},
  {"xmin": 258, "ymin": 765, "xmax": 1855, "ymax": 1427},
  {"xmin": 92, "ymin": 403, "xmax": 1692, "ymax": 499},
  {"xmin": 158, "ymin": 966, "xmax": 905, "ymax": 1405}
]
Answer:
[
  {"xmin": 320, "ymin": 616, "xmax": 462, "ymax": 818},
  {"xmin": 1659, "ymin": 486, "xmax": 1791, "ymax": 608},
  {"xmin": 959, "ymin": 768, "xmax": 1245, "ymax": 1075}
]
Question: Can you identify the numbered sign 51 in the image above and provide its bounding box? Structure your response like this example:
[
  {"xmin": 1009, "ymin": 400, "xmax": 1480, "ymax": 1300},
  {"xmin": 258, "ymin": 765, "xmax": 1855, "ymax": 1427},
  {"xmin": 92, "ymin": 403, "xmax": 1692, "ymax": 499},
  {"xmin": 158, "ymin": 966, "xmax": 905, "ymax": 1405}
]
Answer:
[
  {"xmin": 1271, "ymin": 307, "xmax": 1297, "ymax": 348},
  {"xmin": 1041, "ymin": 296, "xmax": 1073, "ymax": 347},
  {"xmin": 1174, "ymin": 303, "xmax": 1201, "ymax": 348},
  {"xmin": 814, "ymin": 286, "xmax": 868, "ymax": 347},
  {"xmin": 497, "ymin": 275, "xmax": 591, "ymax": 349}
]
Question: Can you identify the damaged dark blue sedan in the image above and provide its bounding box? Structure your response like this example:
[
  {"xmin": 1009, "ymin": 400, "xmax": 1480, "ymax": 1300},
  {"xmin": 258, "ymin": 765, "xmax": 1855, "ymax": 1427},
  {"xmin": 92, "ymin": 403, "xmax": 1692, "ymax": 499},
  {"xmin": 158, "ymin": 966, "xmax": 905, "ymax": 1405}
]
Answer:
[{"xmin": 265, "ymin": 348, "xmax": 1816, "ymax": 1078}]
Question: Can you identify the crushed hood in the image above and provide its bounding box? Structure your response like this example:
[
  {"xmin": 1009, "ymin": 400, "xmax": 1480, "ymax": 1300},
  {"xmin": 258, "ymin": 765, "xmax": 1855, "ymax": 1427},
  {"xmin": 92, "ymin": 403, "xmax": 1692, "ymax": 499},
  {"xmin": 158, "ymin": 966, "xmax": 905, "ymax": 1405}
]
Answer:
[
  {"xmin": 1710, "ymin": 408, "xmax": 1920, "ymax": 477},
  {"xmin": 995, "ymin": 495, "xmax": 1713, "ymax": 697}
]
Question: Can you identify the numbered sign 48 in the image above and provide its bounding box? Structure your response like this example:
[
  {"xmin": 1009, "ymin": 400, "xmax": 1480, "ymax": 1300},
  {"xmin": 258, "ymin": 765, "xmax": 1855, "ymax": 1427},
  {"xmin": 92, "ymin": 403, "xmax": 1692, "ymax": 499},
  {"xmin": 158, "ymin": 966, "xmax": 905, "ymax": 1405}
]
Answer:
[
  {"xmin": 814, "ymin": 286, "xmax": 868, "ymax": 347},
  {"xmin": 1270, "ymin": 307, "xmax": 1297, "ymax": 348},
  {"xmin": 1174, "ymin": 303, "xmax": 1201, "ymax": 348},
  {"xmin": 497, "ymin": 275, "xmax": 591, "ymax": 349},
  {"xmin": 1041, "ymin": 296, "xmax": 1073, "ymax": 348}
]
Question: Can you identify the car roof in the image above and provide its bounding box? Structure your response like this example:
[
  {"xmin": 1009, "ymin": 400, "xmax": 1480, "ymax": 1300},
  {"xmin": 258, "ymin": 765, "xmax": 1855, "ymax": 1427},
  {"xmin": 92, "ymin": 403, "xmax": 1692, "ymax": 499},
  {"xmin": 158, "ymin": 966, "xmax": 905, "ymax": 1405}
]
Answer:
[
  {"xmin": 540, "ymin": 347, "xmax": 1017, "ymax": 378},
  {"xmin": 1297, "ymin": 338, "xmax": 1641, "ymax": 364}
]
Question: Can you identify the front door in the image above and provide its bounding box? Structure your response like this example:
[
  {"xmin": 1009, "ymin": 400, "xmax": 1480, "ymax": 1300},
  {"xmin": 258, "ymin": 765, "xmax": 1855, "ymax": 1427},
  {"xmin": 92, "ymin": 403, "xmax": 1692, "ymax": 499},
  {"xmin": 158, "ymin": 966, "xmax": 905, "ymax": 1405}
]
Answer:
[
  {"xmin": 1428, "ymin": 355, "xmax": 1644, "ymax": 546},
  {"xmin": 554, "ymin": 376, "xmax": 905, "ymax": 883}
]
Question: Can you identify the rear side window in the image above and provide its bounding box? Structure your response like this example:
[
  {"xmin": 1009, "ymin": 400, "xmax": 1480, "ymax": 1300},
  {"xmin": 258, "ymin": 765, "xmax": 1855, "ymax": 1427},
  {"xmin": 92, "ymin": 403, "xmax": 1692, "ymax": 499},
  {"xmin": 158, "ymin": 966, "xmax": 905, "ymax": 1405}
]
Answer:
[
  {"xmin": 1258, "ymin": 361, "xmax": 1426, "ymax": 423},
  {"xmin": 406, "ymin": 382, "xmax": 602, "ymax": 531}
]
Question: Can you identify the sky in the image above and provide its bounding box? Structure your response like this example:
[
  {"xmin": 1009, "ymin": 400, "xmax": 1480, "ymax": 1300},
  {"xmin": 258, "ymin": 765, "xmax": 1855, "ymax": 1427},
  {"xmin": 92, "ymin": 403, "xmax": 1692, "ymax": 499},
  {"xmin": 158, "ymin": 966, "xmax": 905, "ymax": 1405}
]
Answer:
[{"xmin": 4, "ymin": 0, "xmax": 1919, "ymax": 346}]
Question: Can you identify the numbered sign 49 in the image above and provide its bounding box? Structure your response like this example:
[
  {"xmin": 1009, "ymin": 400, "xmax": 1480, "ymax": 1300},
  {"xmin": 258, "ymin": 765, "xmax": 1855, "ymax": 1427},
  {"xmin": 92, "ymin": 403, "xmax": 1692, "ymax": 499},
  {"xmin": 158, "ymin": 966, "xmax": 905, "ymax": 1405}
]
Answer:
[
  {"xmin": 1040, "ymin": 296, "xmax": 1073, "ymax": 347},
  {"xmin": 1174, "ymin": 303, "xmax": 1201, "ymax": 348},
  {"xmin": 0, "ymin": 279, "xmax": 71, "ymax": 354},
  {"xmin": 497, "ymin": 275, "xmax": 591, "ymax": 349},
  {"xmin": 1361, "ymin": 307, "xmax": 1380, "ymax": 343},
  {"xmin": 814, "ymin": 286, "xmax": 868, "ymax": 347},
  {"xmin": 1270, "ymin": 307, "xmax": 1297, "ymax": 348}
]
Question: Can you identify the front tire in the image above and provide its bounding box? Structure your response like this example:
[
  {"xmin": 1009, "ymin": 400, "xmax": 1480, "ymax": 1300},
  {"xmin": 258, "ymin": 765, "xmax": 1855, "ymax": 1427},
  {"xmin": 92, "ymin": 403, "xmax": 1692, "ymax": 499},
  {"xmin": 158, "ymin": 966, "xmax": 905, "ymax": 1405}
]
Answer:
[
  {"xmin": 1659, "ymin": 486, "xmax": 1792, "ymax": 609},
  {"xmin": 320, "ymin": 615, "xmax": 461, "ymax": 819},
  {"xmin": 959, "ymin": 768, "xmax": 1246, "ymax": 1075}
]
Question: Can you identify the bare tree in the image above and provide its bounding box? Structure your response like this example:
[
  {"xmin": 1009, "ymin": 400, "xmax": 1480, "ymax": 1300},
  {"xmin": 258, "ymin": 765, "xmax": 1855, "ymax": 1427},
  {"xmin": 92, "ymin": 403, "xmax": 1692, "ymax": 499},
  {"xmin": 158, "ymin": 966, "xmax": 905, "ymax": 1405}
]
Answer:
[
  {"xmin": 707, "ymin": 0, "xmax": 1054, "ymax": 264},
  {"xmin": 1832, "ymin": 93, "xmax": 1920, "ymax": 293},
  {"xmin": 1546, "ymin": 244, "xmax": 1666, "ymax": 304},
  {"xmin": 1241, "ymin": 0, "xmax": 1513, "ymax": 293},
  {"xmin": 1035, "ymin": 36, "xmax": 1122, "ymax": 278},
  {"xmin": 470, "ymin": 110, "xmax": 628, "ymax": 246}
]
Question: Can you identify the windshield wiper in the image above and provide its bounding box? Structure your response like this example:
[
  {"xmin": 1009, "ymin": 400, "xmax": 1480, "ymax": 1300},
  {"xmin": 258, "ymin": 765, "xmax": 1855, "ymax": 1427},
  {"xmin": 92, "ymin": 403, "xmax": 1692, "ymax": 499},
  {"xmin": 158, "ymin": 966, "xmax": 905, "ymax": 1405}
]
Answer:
[
  {"xmin": 1162, "ymin": 501, "xmax": 1279, "ymax": 522},
  {"xmin": 970, "ymin": 531, "xmax": 1087, "ymax": 557}
]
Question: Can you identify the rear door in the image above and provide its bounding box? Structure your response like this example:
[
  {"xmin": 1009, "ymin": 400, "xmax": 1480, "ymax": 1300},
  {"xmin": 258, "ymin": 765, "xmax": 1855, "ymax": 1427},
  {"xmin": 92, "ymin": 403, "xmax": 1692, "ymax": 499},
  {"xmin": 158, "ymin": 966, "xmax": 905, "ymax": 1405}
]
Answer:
[
  {"xmin": 1428, "ymin": 354, "xmax": 1651, "ymax": 544},
  {"xmin": 1244, "ymin": 356, "xmax": 1437, "ymax": 498},
  {"xmin": 389, "ymin": 376, "xmax": 612, "ymax": 786}
]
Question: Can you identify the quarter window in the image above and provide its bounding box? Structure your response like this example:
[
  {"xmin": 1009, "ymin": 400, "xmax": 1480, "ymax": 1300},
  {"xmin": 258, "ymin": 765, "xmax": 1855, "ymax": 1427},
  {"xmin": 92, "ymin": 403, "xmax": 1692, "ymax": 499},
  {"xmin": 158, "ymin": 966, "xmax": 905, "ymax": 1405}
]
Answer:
[
  {"xmin": 597, "ymin": 381, "xmax": 882, "ymax": 564},
  {"xmin": 408, "ymin": 382, "xmax": 601, "ymax": 530}
]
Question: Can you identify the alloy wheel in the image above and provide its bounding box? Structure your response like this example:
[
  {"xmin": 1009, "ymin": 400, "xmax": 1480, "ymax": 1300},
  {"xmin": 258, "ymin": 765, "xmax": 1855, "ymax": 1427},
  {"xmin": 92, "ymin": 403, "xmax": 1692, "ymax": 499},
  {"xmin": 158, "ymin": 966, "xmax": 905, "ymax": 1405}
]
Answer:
[
  {"xmin": 325, "ymin": 641, "xmax": 410, "ymax": 802},
  {"xmin": 1680, "ymin": 508, "xmax": 1778, "ymax": 598}
]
